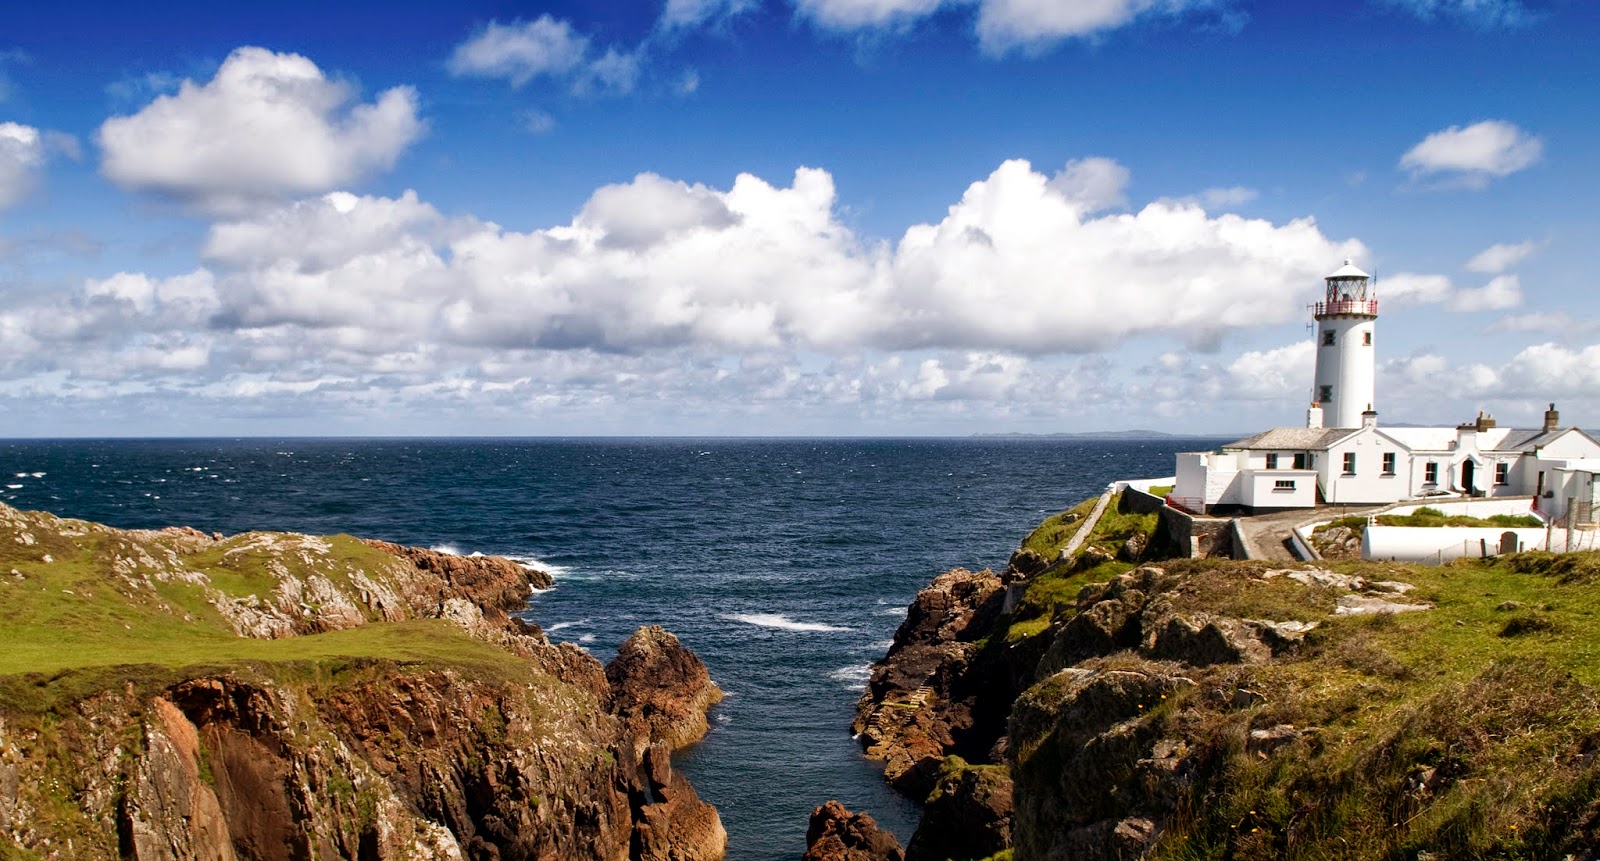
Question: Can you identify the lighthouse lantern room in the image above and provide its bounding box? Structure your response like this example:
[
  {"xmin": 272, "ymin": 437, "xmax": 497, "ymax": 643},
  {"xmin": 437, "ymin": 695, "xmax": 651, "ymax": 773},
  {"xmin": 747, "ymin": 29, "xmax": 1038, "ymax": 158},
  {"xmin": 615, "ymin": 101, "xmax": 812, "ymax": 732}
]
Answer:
[{"xmin": 1310, "ymin": 259, "xmax": 1377, "ymax": 429}]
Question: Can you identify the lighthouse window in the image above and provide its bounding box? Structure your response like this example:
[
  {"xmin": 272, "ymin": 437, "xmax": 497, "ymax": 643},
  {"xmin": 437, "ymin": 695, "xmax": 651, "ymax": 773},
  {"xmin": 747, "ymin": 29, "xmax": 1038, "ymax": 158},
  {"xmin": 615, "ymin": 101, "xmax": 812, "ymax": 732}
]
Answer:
[
  {"xmin": 1319, "ymin": 385, "xmax": 1333, "ymax": 403},
  {"xmin": 1363, "ymin": 332, "xmax": 1372, "ymax": 346},
  {"xmin": 1322, "ymin": 331, "xmax": 1335, "ymax": 346}
]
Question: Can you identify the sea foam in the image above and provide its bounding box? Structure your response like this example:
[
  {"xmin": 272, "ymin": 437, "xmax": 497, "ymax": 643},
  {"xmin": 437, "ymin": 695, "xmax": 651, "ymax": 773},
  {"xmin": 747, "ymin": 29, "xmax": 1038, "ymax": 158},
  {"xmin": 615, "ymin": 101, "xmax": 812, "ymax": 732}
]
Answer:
[{"xmin": 722, "ymin": 613, "xmax": 850, "ymax": 633}]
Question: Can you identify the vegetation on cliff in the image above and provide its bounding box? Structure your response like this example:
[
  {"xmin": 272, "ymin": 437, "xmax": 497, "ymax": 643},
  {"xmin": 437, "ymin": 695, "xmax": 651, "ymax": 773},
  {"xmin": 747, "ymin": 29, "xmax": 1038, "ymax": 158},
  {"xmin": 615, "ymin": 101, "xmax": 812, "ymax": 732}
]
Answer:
[
  {"xmin": 850, "ymin": 491, "xmax": 1600, "ymax": 861},
  {"xmin": 0, "ymin": 501, "xmax": 724, "ymax": 861}
]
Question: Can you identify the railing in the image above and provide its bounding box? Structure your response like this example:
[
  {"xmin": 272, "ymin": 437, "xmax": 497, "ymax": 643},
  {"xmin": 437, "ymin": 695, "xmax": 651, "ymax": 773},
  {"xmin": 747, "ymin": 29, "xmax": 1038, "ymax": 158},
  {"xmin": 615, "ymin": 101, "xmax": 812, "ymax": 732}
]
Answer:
[
  {"xmin": 1314, "ymin": 299, "xmax": 1378, "ymax": 317},
  {"xmin": 1166, "ymin": 495, "xmax": 1204, "ymax": 515}
]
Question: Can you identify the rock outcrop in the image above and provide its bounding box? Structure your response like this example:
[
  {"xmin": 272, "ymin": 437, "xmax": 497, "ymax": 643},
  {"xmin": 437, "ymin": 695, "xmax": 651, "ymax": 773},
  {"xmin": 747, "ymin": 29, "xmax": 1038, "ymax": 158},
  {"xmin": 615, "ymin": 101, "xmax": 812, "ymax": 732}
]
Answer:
[
  {"xmin": 607, "ymin": 626, "xmax": 725, "ymax": 758},
  {"xmin": 802, "ymin": 801, "xmax": 905, "ymax": 861},
  {"xmin": 0, "ymin": 501, "xmax": 723, "ymax": 861}
]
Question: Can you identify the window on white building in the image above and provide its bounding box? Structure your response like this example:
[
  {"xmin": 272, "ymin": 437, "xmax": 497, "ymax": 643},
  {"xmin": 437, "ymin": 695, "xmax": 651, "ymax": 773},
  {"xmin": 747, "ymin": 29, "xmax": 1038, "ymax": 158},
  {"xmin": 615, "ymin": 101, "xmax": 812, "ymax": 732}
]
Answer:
[
  {"xmin": 1323, "ymin": 331, "xmax": 1335, "ymax": 346},
  {"xmin": 1382, "ymin": 452, "xmax": 1396, "ymax": 475},
  {"xmin": 1343, "ymin": 452, "xmax": 1357, "ymax": 475},
  {"xmin": 1363, "ymin": 332, "xmax": 1372, "ymax": 346},
  {"xmin": 1266, "ymin": 453, "xmax": 1278, "ymax": 469},
  {"xmin": 1294, "ymin": 453, "xmax": 1310, "ymax": 469},
  {"xmin": 1495, "ymin": 463, "xmax": 1509, "ymax": 485},
  {"xmin": 1274, "ymin": 480, "xmax": 1296, "ymax": 491},
  {"xmin": 1425, "ymin": 462, "xmax": 1439, "ymax": 485},
  {"xmin": 1319, "ymin": 385, "xmax": 1333, "ymax": 403}
]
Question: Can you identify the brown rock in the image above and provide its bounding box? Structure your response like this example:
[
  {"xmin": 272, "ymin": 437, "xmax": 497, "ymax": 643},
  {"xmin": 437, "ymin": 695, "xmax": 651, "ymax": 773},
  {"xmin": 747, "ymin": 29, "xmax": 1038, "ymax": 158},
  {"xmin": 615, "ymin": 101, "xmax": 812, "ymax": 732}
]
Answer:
[
  {"xmin": 632, "ymin": 743, "xmax": 728, "ymax": 861},
  {"xmin": 803, "ymin": 801, "xmax": 905, "ymax": 861},
  {"xmin": 607, "ymin": 625, "xmax": 724, "ymax": 757},
  {"xmin": 362, "ymin": 539, "xmax": 553, "ymax": 621},
  {"xmin": 905, "ymin": 760, "xmax": 1012, "ymax": 861}
]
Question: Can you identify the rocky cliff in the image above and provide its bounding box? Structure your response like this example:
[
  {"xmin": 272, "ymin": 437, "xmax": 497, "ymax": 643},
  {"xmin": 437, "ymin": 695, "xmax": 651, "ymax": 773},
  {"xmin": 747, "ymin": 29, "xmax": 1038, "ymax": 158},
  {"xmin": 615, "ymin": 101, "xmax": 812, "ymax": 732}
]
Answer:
[
  {"xmin": 0, "ymin": 501, "xmax": 724, "ymax": 861},
  {"xmin": 834, "ymin": 492, "xmax": 1600, "ymax": 860}
]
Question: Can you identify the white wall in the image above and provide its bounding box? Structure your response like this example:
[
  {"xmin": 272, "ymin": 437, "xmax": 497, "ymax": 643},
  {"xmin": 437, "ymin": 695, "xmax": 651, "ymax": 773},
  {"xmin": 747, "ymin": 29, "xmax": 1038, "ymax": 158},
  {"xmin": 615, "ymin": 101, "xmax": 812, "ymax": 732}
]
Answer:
[
  {"xmin": 1321, "ymin": 428, "xmax": 1409, "ymax": 504},
  {"xmin": 1387, "ymin": 497, "xmax": 1538, "ymax": 518},
  {"xmin": 1312, "ymin": 316, "xmax": 1377, "ymax": 428},
  {"xmin": 1363, "ymin": 526, "xmax": 1551, "ymax": 562},
  {"xmin": 1240, "ymin": 469, "xmax": 1316, "ymax": 509}
]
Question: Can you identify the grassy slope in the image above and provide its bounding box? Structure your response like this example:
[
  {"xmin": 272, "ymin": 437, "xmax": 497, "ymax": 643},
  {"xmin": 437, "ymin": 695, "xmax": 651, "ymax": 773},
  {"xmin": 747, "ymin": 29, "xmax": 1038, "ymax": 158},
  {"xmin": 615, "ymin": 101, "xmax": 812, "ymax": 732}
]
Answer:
[
  {"xmin": 0, "ymin": 507, "xmax": 536, "ymax": 710},
  {"xmin": 1005, "ymin": 497, "xmax": 1600, "ymax": 858}
]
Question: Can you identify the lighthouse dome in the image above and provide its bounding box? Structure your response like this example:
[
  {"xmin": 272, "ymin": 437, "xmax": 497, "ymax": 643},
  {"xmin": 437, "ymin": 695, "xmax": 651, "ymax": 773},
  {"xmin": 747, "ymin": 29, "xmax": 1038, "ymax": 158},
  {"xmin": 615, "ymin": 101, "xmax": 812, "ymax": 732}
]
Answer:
[{"xmin": 1327, "ymin": 259, "xmax": 1369, "ymax": 280}]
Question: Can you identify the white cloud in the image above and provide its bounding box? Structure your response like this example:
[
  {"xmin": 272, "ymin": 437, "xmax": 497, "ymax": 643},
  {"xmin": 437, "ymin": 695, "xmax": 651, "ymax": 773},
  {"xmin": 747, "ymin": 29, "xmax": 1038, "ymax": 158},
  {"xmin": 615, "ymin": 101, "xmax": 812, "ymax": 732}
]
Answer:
[
  {"xmin": 0, "ymin": 158, "xmax": 1380, "ymax": 431},
  {"xmin": 1197, "ymin": 186, "xmax": 1257, "ymax": 208},
  {"xmin": 974, "ymin": 0, "xmax": 1224, "ymax": 53},
  {"xmin": 97, "ymin": 47, "xmax": 424, "ymax": 213},
  {"xmin": 1046, "ymin": 157, "xmax": 1129, "ymax": 213},
  {"xmin": 795, "ymin": 0, "xmax": 1232, "ymax": 52},
  {"xmin": 1466, "ymin": 240, "xmax": 1537, "ymax": 274},
  {"xmin": 0, "ymin": 121, "xmax": 44, "ymax": 209},
  {"xmin": 1379, "ymin": 0, "xmax": 1535, "ymax": 29},
  {"xmin": 524, "ymin": 109, "xmax": 557, "ymax": 135},
  {"xmin": 1446, "ymin": 274, "xmax": 1522, "ymax": 312},
  {"xmin": 448, "ymin": 17, "xmax": 640, "ymax": 95},
  {"xmin": 660, "ymin": 0, "xmax": 757, "ymax": 30},
  {"xmin": 1379, "ymin": 272, "xmax": 1454, "ymax": 307},
  {"xmin": 1399, "ymin": 120, "xmax": 1542, "ymax": 188},
  {"xmin": 1224, "ymin": 341, "xmax": 1314, "ymax": 400},
  {"xmin": 795, "ymin": 0, "xmax": 944, "ymax": 29}
]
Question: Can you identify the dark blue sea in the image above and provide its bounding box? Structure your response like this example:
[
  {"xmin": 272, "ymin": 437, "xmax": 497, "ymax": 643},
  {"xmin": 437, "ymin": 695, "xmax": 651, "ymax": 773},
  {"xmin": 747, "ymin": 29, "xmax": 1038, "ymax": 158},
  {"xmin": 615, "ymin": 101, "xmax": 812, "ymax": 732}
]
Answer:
[{"xmin": 0, "ymin": 437, "xmax": 1217, "ymax": 858}]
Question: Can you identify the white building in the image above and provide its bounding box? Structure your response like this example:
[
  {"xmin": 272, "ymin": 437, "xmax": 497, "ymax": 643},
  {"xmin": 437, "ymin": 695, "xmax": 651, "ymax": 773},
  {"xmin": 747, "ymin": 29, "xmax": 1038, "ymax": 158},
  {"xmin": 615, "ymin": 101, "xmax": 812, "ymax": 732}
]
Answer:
[{"xmin": 1171, "ymin": 261, "xmax": 1600, "ymax": 520}]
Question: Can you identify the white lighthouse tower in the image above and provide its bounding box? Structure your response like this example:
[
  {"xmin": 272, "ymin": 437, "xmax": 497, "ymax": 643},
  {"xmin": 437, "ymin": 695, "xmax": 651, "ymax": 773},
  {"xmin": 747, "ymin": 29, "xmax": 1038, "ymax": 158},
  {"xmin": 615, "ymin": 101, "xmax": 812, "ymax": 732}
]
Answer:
[{"xmin": 1310, "ymin": 260, "xmax": 1377, "ymax": 429}]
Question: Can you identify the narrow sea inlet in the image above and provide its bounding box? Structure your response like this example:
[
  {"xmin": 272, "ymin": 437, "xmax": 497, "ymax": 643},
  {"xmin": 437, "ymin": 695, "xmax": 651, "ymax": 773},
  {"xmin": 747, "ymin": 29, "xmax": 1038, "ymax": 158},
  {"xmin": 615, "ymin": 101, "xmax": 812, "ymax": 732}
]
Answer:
[{"xmin": 0, "ymin": 437, "xmax": 1213, "ymax": 858}]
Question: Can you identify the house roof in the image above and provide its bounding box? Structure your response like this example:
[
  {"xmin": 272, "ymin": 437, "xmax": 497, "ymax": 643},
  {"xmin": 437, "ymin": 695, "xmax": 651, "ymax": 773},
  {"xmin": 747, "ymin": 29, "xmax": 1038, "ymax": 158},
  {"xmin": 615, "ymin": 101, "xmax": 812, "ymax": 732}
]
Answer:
[
  {"xmin": 1489, "ymin": 429, "xmax": 1563, "ymax": 452},
  {"xmin": 1222, "ymin": 427, "xmax": 1359, "ymax": 451}
]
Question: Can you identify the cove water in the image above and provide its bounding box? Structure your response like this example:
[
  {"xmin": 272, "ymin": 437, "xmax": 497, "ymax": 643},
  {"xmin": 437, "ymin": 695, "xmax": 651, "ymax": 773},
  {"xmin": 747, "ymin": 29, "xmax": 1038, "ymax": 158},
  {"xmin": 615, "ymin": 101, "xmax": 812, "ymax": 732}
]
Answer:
[{"xmin": 0, "ymin": 437, "xmax": 1220, "ymax": 858}]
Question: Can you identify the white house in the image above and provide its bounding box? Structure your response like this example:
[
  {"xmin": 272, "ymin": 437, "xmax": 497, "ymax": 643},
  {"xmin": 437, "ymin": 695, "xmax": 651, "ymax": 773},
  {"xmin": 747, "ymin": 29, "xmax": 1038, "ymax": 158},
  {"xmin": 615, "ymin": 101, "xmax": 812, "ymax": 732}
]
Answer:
[{"xmin": 1171, "ymin": 261, "xmax": 1600, "ymax": 518}]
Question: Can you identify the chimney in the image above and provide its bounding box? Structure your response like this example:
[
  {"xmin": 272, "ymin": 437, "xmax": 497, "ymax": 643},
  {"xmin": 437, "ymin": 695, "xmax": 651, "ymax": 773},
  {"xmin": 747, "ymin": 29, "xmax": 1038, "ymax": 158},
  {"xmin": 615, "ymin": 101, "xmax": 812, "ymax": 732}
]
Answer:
[
  {"xmin": 1544, "ymin": 402, "xmax": 1560, "ymax": 433},
  {"xmin": 1475, "ymin": 410, "xmax": 1496, "ymax": 432},
  {"xmin": 1307, "ymin": 403, "xmax": 1324, "ymax": 429},
  {"xmin": 1361, "ymin": 406, "xmax": 1378, "ymax": 429}
]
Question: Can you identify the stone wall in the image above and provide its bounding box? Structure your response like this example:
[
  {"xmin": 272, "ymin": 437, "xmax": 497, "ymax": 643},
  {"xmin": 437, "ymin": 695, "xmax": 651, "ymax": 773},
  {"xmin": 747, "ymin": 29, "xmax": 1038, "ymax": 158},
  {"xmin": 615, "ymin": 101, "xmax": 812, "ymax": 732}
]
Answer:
[{"xmin": 1156, "ymin": 505, "xmax": 1237, "ymax": 559}]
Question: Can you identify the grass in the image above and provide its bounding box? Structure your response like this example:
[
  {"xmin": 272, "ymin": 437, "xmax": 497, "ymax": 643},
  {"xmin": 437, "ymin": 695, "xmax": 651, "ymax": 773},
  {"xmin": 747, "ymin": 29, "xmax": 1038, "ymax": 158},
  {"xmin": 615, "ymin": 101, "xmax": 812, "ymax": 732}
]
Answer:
[
  {"xmin": 0, "ymin": 504, "xmax": 535, "ymax": 713},
  {"xmin": 1018, "ymin": 496, "xmax": 1101, "ymax": 561},
  {"xmin": 1316, "ymin": 506, "xmax": 1543, "ymax": 536}
]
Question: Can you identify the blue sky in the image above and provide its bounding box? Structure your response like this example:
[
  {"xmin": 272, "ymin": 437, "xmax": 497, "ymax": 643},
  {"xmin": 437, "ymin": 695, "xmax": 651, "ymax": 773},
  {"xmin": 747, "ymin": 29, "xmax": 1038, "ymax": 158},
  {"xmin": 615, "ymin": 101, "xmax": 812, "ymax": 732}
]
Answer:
[{"xmin": 0, "ymin": 0, "xmax": 1596, "ymax": 436}]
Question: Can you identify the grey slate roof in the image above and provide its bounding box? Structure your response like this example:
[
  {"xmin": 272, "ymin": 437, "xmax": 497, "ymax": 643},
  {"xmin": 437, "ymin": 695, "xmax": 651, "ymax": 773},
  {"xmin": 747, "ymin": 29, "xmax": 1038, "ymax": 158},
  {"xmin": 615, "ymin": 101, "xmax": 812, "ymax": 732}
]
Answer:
[
  {"xmin": 1488, "ymin": 429, "xmax": 1559, "ymax": 452},
  {"xmin": 1221, "ymin": 427, "xmax": 1360, "ymax": 451}
]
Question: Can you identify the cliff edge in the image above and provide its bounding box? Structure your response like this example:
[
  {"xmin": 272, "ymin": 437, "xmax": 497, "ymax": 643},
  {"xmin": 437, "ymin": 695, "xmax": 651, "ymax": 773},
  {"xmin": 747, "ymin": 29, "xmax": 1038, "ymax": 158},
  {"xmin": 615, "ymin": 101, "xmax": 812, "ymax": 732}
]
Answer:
[
  {"xmin": 0, "ymin": 501, "xmax": 723, "ymax": 861},
  {"xmin": 841, "ymin": 490, "xmax": 1600, "ymax": 860}
]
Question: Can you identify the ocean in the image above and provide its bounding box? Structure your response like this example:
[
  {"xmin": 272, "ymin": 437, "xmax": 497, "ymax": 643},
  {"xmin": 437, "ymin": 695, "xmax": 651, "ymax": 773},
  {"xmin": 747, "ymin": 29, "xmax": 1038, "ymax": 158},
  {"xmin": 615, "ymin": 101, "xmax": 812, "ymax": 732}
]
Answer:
[{"xmin": 0, "ymin": 437, "xmax": 1219, "ymax": 858}]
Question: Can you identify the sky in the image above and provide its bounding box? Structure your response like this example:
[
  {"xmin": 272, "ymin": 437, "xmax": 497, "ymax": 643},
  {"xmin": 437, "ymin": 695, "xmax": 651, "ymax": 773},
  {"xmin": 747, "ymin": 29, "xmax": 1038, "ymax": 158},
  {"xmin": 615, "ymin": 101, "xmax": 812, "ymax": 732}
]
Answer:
[{"xmin": 0, "ymin": 0, "xmax": 1597, "ymax": 437}]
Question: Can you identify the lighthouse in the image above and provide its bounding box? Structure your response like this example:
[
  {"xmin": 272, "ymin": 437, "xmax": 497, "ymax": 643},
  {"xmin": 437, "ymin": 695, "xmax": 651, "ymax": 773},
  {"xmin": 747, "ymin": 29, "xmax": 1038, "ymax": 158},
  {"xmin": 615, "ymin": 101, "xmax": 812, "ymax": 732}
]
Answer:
[{"xmin": 1310, "ymin": 260, "xmax": 1377, "ymax": 429}]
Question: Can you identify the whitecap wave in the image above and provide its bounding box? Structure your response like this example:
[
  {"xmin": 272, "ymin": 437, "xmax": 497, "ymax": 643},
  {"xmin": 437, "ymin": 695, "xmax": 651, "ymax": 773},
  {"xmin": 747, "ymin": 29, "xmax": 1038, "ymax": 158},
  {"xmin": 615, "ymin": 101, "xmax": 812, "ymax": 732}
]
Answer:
[
  {"xmin": 504, "ymin": 554, "xmax": 570, "ymax": 577},
  {"xmin": 722, "ymin": 613, "xmax": 850, "ymax": 633},
  {"xmin": 578, "ymin": 633, "xmax": 596, "ymax": 644},
  {"xmin": 29, "ymin": 472, "xmax": 43, "ymax": 478},
  {"xmin": 546, "ymin": 619, "xmax": 590, "ymax": 633},
  {"xmin": 428, "ymin": 543, "xmax": 462, "ymax": 556},
  {"xmin": 829, "ymin": 664, "xmax": 873, "ymax": 689},
  {"xmin": 878, "ymin": 607, "xmax": 906, "ymax": 616},
  {"xmin": 4, "ymin": 484, "xmax": 20, "ymax": 490}
]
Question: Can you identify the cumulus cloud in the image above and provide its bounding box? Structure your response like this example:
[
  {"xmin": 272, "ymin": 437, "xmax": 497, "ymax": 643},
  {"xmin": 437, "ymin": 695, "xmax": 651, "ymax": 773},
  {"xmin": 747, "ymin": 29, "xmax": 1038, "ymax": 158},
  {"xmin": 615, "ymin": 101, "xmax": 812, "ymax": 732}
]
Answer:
[
  {"xmin": 1223, "ymin": 341, "xmax": 1314, "ymax": 400},
  {"xmin": 449, "ymin": 17, "xmax": 641, "ymax": 95},
  {"xmin": 1, "ymin": 157, "xmax": 1380, "ymax": 431},
  {"xmin": 1378, "ymin": 0, "xmax": 1536, "ymax": 29},
  {"xmin": 794, "ymin": 0, "xmax": 1233, "ymax": 51},
  {"xmin": 97, "ymin": 47, "xmax": 425, "ymax": 213},
  {"xmin": 0, "ymin": 122, "xmax": 44, "ymax": 209},
  {"xmin": 1399, "ymin": 120, "xmax": 1542, "ymax": 188},
  {"xmin": 1377, "ymin": 271, "xmax": 1522, "ymax": 312},
  {"xmin": 1466, "ymin": 239, "xmax": 1537, "ymax": 274},
  {"xmin": 1046, "ymin": 157, "xmax": 1129, "ymax": 213}
]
